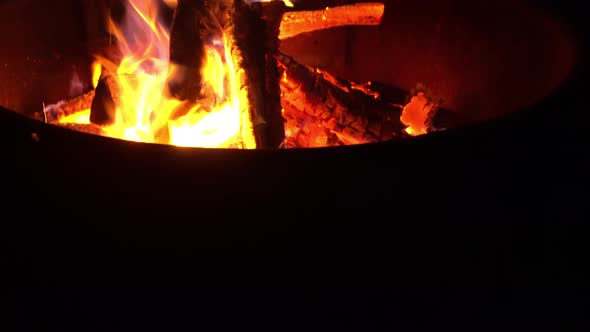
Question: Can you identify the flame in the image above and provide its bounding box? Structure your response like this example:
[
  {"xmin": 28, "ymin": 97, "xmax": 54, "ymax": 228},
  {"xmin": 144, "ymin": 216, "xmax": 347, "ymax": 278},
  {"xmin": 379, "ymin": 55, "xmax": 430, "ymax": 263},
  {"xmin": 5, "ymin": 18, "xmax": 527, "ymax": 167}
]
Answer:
[
  {"xmin": 258, "ymin": 0, "xmax": 295, "ymax": 7},
  {"xmin": 66, "ymin": 0, "xmax": 255, "ymax": 149},
  {"xmin": 61, "ymin": 109, "xmax": 91, "ymax": 124},
  {"xmin": 91, "ymin": 61, "xmax": 102, "ymax": 88},
  {"xmin": 400, "ymin": 92, "xmax": 433, "ymax": 136}
]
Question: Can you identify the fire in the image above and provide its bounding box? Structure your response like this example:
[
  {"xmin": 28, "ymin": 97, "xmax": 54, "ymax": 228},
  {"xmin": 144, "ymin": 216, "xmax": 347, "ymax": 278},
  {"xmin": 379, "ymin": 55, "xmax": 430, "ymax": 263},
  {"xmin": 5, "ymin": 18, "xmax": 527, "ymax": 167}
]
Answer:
[
  {"xmin": 257, "ymin": 0, "xmax": 294, "ymax": 7},
  {"xmin": 62, "ymin": 0, "xmax": 255, "ymax": 149},
  {"xmin": 400, "ymin": 92, "xmax": 435, "ymax": 136},
  {"xmin": 60, "ymin": 109, "xmax": 91, "ymax": 124}
]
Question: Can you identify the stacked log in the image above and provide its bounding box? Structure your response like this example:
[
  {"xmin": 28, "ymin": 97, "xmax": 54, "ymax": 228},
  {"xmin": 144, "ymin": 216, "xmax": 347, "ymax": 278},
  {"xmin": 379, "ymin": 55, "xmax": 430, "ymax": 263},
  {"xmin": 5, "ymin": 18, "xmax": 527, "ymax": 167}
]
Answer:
[
  {"xmin": 277, "ymin": 52, "xmax": 406, "ymax": 147},
  {"xmin": 37, "ymin": 51, "xmax": 413, "ymax": 147}
]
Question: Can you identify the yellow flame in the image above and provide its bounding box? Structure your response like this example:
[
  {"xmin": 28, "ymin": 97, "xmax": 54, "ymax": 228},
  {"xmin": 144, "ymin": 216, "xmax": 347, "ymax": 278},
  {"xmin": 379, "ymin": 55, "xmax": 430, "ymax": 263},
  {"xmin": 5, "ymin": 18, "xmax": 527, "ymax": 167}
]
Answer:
[
  {"xmin": 169, "ymin": 33, "xmax": 245, "ymax": 147},
  {"xmin": 68, "ymin": 0, "xmax": 255, "ymax": 149},
  {"xmin": 260, "ymin": 0, "xmax": 294, "ymax": 7},
  {"xmin": 60, "ymin": 109, "xmax": 91, "ymax": 124},
  {"xmin": 91, "ymin": 62, "xmax": 102, "ymax": 88}
]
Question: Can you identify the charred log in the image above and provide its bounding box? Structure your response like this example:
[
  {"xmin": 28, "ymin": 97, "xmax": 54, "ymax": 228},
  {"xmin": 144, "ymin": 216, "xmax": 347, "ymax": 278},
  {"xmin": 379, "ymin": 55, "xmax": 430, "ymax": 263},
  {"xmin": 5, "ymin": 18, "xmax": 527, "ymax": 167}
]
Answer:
[
  {"xmin": 261, "ymin": 2, "xmax": 287, "ymax": 149},
  {"xmin": 279, "ymin": 3, "xmax": 385, "ymax": 40},
  {"xmin": 232, "ymin": 0, "xmax": 286, "ymax": 149},
  {"xmin": 166, "ymin": 0, "xmax": 206, "ymax": 102},
  {"xmin": 277, "ymin": 52, "xmax": 406, "ymax": 146},
  {"xmin": 90, "ymin": 67, "xmax": 120, "ymax": 126}
]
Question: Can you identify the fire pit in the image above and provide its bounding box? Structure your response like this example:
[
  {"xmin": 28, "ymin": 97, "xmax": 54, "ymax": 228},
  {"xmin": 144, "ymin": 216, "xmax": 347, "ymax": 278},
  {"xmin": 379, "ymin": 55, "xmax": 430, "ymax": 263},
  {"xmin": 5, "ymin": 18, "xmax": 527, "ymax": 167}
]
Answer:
[
  {"xmin": 0, "ymin": 0, "xmax": 576, "ymax": 150},
  {"xmin": 2, "ymin": 2, "xmax": 587, "ymax": 330}
]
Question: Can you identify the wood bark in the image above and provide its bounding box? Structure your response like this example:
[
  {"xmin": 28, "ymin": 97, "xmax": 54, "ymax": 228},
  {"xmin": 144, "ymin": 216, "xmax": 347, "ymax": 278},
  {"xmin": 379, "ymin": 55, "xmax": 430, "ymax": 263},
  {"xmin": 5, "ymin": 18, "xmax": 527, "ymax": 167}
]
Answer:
[{"xmin": 232, "ymin": 0, "xmax": 286, "ymax": 149}]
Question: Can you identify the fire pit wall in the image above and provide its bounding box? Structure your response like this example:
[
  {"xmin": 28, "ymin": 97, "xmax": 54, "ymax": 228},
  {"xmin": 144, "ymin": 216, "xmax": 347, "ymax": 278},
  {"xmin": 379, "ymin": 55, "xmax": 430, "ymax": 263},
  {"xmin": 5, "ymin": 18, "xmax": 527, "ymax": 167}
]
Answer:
[{"xmin": 0, "ymin": 0, "xmax": 576, "ymax": 133}]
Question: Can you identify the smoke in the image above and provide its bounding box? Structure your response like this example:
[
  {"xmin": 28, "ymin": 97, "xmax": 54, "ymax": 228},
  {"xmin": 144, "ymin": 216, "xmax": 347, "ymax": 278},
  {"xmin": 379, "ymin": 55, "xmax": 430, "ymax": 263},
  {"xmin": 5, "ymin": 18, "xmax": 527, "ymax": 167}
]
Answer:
[{"xmin": 69, "ymin": 68, "xmax": 85, "ymax": 97}]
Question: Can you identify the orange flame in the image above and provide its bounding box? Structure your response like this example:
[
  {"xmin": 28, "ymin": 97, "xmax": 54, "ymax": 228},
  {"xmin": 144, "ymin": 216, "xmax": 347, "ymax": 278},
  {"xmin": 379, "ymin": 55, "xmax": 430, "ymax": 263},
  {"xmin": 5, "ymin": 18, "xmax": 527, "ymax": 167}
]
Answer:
[
  {"xmin": 400, "ymin": 92, "xmax": 434, "ymax": 136},
  {"xmin": 64, "ymin": 0, "xmax": 255, "ymax": 149}
]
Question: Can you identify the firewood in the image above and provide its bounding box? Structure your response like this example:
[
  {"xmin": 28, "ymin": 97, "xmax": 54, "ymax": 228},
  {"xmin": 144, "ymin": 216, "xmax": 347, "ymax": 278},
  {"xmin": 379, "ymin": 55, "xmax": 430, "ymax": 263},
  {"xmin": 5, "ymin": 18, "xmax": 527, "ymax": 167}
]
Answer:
[
  {"xmin": 166, "ymin": 0, "xmax": 206, "ymax": 102},
  {"xmin": 261, "ymin": 1, "xmax": 287, "ymax": 149},
  {"xmin": 34, "ymin": 90, "xmax": 95, "ymax": 123},
  {"xmin": 90, "ymin": 67, "xmax": 120, "ymax": 126},
  {"xmin": 279, "ymin": 3, "xmax": 385, "ymax": 40},
  {"xmin": 277, "ymin": 52, "xmax": 406, "ymax": 146},
  {"xmin": 232, "ymin": 0, "xmax": 286, "ymax": 149}
]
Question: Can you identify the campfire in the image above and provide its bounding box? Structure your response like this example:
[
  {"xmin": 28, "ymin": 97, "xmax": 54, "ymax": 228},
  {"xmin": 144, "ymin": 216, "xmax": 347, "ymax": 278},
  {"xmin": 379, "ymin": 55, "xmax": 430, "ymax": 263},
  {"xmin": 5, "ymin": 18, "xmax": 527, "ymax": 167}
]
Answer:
[{"xmin": 35, "ymin": 0, "xmax": 441, "ymax": 149}]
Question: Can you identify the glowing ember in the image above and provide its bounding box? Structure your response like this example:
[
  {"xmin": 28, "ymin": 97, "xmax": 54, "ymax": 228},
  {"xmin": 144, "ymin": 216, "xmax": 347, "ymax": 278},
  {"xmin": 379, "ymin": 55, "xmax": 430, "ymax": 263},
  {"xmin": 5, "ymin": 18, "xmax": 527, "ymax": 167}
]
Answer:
[
  {"xmin": 62, "ymin": 0, "xmax": 255, "ymax": 149},
  {"xmin": 400, "ymin": 92, "xmax": 435, "ymax": 136}
]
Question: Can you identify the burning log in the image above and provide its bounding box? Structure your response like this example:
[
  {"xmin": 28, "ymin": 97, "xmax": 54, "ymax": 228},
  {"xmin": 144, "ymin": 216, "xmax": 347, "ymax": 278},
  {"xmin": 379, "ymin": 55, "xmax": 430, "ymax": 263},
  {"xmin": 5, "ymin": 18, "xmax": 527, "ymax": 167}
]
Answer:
[
  {"xmin": 32, "ymin": 92, "xmax": 105, "ymax": 136},
  {"xmin": 35, "ymin": 90, "xmax": 95, "ymax": 123},
  {"xmin": 232, "ymin": 0, "xmax": 286, "ymax": 149},
  {"xmin": 90, "ymin": 67, "xmax": 120, "ymax": 126},
  {"xmin": 277, "ymin": 52, "xmax": 407, "ymax": 146},
  {"xmin": 279, "ymin": 3, "xmax": 385, "ymax": 40},
  {"xmin": 166, "ymin": 0, "xmax": 206, "ymax": 102}
]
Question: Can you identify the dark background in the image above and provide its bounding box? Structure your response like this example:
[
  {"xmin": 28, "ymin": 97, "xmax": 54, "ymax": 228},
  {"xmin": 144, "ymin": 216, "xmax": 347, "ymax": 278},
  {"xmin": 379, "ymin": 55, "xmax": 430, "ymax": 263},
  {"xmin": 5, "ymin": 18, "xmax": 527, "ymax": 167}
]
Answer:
[{"xmin": 1, "ymin": 0, "xmax": 589, "ymax": 331}]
